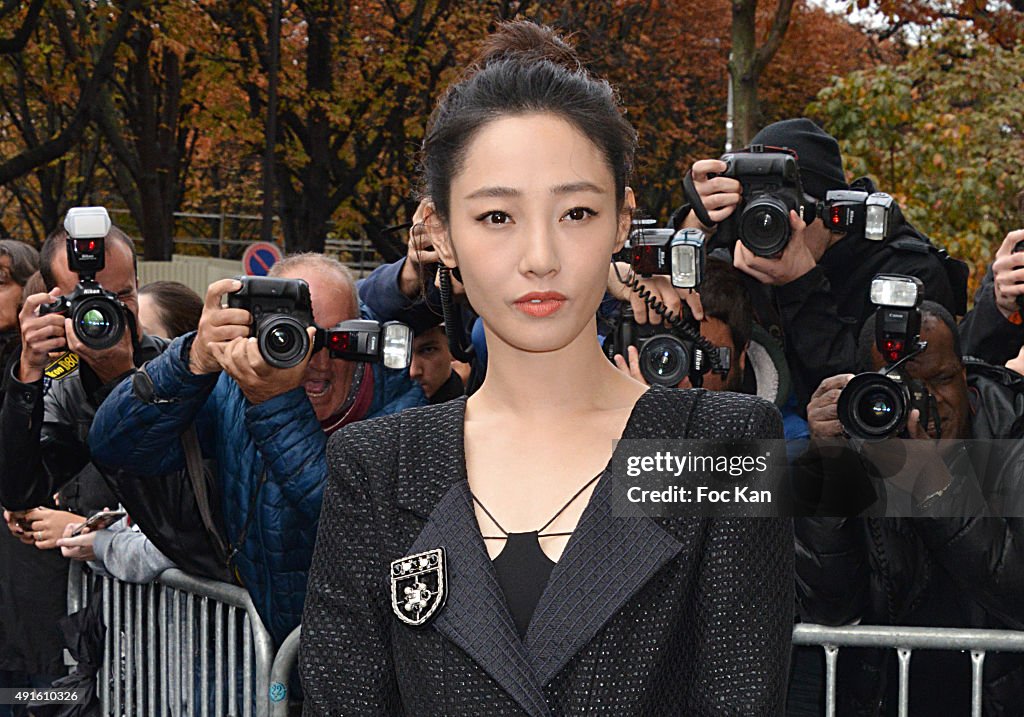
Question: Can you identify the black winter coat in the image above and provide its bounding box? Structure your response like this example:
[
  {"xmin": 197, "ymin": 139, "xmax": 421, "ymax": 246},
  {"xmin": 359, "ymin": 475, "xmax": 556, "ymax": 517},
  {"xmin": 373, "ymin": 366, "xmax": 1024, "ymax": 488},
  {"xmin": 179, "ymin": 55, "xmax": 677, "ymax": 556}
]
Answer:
[
  {"xmin": 794, "ymin": 363, "xmax": 1024, "ymax": 716},
  {"xmin": 300, "ymin": 386, "xmax": 794, "ymax": 716}
]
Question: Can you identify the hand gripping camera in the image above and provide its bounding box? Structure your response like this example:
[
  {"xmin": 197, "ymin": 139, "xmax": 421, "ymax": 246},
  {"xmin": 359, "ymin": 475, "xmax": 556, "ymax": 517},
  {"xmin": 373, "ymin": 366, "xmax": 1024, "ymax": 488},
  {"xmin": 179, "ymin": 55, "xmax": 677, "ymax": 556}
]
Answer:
[
  {"xmin": 39, "ymin": 207, "xmax": 129, "ymax": 351},
  {"xmin": 711, "ymin": 145, "xmax": 808, "ymax": 257},
  {"xmin": 837, "ymin": 275, "xmax": 935, "ymax": 440},
  {"xmin": 226, "ymin": 276, "xmax": 413, "ymax": 370}
]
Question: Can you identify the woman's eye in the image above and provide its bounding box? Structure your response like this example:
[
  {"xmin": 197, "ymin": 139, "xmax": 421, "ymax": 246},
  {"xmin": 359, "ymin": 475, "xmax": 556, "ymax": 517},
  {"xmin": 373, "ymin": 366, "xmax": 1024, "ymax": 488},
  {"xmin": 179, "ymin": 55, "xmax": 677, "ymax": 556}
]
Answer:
[
  {"xmin": 476, "ymin": 211, "xmax": 511, "ymax": 225},
  {"xmin": 563, "ymin": 207, "xmax": 596, "ymax": 222}
]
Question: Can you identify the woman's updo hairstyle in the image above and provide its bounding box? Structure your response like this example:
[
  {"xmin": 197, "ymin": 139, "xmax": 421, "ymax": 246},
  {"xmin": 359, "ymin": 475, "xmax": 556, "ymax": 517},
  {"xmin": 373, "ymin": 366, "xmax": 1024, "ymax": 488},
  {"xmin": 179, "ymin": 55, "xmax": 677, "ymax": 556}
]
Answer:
[{"xmin": 421, "ymin": 21, "xmax": 638, "ymax": 222}]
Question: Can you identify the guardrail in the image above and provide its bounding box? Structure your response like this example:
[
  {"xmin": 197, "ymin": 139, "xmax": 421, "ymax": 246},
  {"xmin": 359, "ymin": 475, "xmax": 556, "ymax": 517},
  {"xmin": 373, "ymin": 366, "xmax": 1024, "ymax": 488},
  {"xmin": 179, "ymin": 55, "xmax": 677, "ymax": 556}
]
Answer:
[{"xmin": 792, "ymin": 623, "xmax": 1024, "ymax": 717}]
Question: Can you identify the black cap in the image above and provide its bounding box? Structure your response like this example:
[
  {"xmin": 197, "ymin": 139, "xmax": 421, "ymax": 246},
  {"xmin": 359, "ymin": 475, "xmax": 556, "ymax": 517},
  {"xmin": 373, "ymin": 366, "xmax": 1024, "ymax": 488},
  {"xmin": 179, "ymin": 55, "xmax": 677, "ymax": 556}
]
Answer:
[{"xmin": 751, "ymin": 118, "xmax": 848, "ymax": 200}]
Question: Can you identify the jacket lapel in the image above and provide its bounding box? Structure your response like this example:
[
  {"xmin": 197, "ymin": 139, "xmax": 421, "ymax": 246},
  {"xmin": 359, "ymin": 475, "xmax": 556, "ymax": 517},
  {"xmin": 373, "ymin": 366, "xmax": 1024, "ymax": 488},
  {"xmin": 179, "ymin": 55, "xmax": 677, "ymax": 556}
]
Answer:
[
  {"xmin": 524, "ymin": 386, "xmax": 694, "ymax": 685},
  {"xmin": 523, "ymin": 469, "xmax": 684, "ymax": 685},
  {"xmin": 396, "ymin": 400, "xmax": 552, "ymax": 717}
]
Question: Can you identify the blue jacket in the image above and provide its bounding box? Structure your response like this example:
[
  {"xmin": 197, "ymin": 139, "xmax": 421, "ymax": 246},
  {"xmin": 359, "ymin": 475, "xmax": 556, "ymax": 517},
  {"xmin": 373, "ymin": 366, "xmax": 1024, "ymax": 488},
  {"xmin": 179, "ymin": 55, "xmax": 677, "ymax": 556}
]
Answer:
[{"xmin": 88, "ymin": 307, "xmax": 426, "ymax": 644}]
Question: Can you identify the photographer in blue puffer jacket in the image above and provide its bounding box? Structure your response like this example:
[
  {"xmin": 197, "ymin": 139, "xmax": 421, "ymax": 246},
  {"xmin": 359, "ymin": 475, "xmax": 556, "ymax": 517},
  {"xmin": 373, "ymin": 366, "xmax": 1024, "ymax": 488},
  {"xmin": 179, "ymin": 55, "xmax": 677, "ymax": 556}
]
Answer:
[{"xmin": 88, "ymin": 253, "xmax": 425, "ymax": 645}]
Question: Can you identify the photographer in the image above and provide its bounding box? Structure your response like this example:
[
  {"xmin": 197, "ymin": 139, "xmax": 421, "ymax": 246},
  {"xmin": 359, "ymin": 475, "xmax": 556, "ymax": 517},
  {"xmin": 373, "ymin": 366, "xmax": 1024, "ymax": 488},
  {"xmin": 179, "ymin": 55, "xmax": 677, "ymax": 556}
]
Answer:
[
  {"xmin": 0, "ymin": 216, "xmax": 165, "ymax": 513},
  {"xmin": 679, "ymin": 118, "xmax": 965, "ymax": 412},
  {"xmin": 959, "ymin": 229, "xmax": 1024, "ymax": 364},
  {"xmin": 88, "ymin": 253, "xmax": 425, "ymax": 645},
  {"xmin": 0, "ymin": 240, "xmax": 40, "ymax": 387},
  {"xmin": 795, "ymin": 300, "xmax": 1024, "ymax": 715}
]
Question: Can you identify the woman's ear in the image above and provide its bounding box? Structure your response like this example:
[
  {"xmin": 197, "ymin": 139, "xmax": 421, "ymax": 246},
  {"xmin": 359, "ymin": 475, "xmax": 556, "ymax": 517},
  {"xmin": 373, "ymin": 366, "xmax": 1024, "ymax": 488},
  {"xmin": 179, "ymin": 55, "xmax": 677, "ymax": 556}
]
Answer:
[
  {"xmin": 417, "ymin": 199, "xmax": 458, "ymax": 269},
  {"xmin": 613, "ymin": 187, "xmax": 637, "ymax": 254}
]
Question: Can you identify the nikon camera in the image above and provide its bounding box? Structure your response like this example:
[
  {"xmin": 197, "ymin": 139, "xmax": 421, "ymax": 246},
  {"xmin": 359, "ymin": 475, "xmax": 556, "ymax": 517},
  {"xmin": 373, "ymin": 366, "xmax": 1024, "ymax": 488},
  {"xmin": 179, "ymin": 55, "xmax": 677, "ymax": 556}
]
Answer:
[
  {"xmin": 837, "ymin": 275, "xmax": 934, "ymax": 440},
  {"xmin": 712, "ymin": 145, "xmax": 807, "ymax": 257},
  {"xmin": 39, "ymin": 207, "xmax": 129, "ymax": 351},
  {"xmin": 227, "ymin": 276, "xmax": 414, "ymax": 370}
]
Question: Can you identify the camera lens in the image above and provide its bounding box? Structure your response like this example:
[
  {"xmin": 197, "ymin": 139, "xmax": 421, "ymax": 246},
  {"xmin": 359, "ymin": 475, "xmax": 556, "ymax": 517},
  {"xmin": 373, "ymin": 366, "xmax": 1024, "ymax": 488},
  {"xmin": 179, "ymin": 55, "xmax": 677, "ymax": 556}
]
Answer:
[
  {"xmin": 257, "ymin": 316, "xmax": 309, "ymax": 369},
  {"xmin": 739, "ymin": 196, "xmax": 791, "ymax": 257},
  {"xmin": 837, "ymin": 373, "xmax": 907, "ymax": 440},
  {"xmin": 71, "ymin": 296, "xmax": 125, "ymax": 350},
  {"xmin": 638, "ymin": 335, "xmax": 690, "ymax": 387}
]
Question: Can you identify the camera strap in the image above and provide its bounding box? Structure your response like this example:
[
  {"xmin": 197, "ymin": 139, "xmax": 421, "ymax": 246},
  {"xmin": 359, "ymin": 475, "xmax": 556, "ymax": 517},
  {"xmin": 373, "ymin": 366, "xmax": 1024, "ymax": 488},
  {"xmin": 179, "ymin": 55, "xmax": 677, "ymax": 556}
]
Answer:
[
  {"xmin": 182, "ymin": 423, "xmax": 231, "ymax": 566},
  {"xmin": 682, "ymin": 170, "xmax": 718, "ymax": 230}
]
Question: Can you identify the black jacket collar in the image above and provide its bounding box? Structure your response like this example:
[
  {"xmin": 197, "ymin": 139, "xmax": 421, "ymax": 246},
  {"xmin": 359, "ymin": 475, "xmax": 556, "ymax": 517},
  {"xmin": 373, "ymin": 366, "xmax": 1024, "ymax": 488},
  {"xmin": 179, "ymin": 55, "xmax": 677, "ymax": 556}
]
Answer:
[{"xmin": 395, "ymin": 388, "xmax": 688, "ymax": 716}]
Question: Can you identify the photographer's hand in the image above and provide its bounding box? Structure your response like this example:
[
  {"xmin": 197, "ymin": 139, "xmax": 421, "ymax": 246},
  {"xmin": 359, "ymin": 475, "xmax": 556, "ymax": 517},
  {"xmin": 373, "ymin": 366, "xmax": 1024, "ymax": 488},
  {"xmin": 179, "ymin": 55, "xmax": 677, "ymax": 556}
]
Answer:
[
  {"xmin": 991, "ymin": 230, "xmax": 1024, "ymax": 319},
  {"xmin": 190, "ymin": 278, "xmax": 251, "ymax": 375},
  {"xmin": 612, "ymin": 345, "xmax": 649, "ymax": 386},
  {"xmin": 400, "ymin": 199, "xmax": 443, "ymax": 299},
  {"xmin": 211, "ymin": 328, "xmax": 315, "ymax": 405},
  {"xmin": 606, "ymin": 262, "xmax": 703, "ymax": 325},
  {"xmin": 682, "ymin": 159, "xmax": 742, "ymax": 230},
  {"xmin": 733, "ymin": 210, "xmax": 815, "ymax": 286},
  {"xmin": 67, "ymin": 315, "xmax": 133, "ymax": 384},
  {"xmin": 17, "ymin": 289, "xmax": 67, "ymax": 383},
  {"xmin": 807, "ymin": 374, "xmax": 853, "ymax": 439},
  {"xmin": 4, "ymin": 509, "xmax": 36, "ymax": 546}
]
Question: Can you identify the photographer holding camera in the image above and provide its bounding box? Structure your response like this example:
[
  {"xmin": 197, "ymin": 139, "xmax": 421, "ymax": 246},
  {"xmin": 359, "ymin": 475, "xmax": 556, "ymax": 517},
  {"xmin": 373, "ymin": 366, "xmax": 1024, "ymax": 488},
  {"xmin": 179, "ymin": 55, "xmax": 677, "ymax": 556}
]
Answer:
[
  {"xmin": 0, "ymin": 209, "xmax": 166, "ymax": 513},
  {"xmin": 88, "ymin": 253, "xmax": 425, "ymax": 645},
  {"xmin": 678, "ymin": 118, "xmax": 966, "ymax": 413},
  {"xmin": 794, "ymin": 288, "xmax": 1024, "ymax": 715}
]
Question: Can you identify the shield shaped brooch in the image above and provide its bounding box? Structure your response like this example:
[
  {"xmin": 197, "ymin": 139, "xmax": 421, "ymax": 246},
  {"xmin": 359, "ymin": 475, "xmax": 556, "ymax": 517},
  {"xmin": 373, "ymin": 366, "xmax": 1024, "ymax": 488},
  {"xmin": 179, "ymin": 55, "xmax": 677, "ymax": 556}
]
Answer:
[{"xmin": 390, "ymin": 547, "xmax": 447, "ymax": 627}]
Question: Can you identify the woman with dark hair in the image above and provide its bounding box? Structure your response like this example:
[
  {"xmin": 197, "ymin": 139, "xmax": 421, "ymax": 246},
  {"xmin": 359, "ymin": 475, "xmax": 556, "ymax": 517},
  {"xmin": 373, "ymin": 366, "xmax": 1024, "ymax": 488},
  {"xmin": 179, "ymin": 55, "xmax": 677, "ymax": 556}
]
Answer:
[
  {"xmin": 138, "ymin": 280, "xmax": 203, "ymax": 339},
  {"xmin": 300, "ymin": 21, "xmax": 792, "ymax": 715}
]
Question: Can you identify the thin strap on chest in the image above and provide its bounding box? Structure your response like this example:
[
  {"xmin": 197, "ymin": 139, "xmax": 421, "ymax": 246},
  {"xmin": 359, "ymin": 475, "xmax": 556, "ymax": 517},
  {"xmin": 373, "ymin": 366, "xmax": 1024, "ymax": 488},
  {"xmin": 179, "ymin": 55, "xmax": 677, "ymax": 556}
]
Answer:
[{"xmin": 473, "ymin": 471, "xmax": 604, "ymax": 540}]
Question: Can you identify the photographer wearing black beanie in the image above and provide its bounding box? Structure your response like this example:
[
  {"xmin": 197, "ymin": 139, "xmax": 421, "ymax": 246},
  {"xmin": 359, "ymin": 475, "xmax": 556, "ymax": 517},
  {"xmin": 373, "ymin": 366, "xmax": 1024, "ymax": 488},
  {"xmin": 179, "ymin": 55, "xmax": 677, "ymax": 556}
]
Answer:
[{"xmin": 676, "ymin": 117, "xmax": 967, "ymax": 414}]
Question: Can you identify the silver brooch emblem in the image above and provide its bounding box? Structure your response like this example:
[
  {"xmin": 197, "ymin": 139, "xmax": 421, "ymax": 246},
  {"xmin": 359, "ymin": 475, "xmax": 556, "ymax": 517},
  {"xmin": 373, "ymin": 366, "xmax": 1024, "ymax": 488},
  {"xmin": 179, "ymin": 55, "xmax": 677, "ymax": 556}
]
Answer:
[{"xmin": 390, "ymin": 548, "xmax": 446, "ymax": 627}]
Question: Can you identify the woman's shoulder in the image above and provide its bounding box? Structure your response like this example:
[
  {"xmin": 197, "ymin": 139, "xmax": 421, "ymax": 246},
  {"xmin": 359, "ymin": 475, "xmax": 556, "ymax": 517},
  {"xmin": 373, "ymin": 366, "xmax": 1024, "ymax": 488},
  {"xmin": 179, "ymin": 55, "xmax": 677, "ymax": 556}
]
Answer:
[
  {"xmin": 326, "ymin": 398, "xmax": 467, "ymax": 477},
  {"xmin": 637, "ymin": 385, "xmax": 783, "ymax": 440}
]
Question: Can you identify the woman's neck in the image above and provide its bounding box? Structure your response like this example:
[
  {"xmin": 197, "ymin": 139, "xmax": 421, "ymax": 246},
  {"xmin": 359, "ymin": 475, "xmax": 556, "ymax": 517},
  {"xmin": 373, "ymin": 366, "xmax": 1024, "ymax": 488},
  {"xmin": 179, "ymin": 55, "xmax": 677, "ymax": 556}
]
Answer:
[{"xmin": 468, "ymin": 320, "xmax": 646, "ymax": 419}]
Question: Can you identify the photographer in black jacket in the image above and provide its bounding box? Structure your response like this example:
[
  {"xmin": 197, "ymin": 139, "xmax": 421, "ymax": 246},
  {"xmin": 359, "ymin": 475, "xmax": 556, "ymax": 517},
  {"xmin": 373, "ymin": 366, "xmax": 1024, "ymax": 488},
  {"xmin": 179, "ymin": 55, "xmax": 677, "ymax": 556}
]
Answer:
[
  {"xmin": 795, "ymin": 300, "xmax": 1024, "ymax": 716},
  {"xmin": 959, "ymin": 229, "xmax": 1024, "ymax": 365},
  {"xmin": 678, "ymin": 118, "xmax": 966, "ymax": 413},
  {"xmin": 0, "ymin": 212, "xmax": 166, "ymax": 514}
]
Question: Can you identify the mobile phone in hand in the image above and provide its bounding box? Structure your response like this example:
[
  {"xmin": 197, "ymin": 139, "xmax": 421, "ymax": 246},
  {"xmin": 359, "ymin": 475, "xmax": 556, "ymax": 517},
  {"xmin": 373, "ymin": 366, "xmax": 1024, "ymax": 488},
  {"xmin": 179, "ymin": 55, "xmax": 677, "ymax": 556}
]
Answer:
[{"xmin": 71, "ymin": 509, "xmax": 126, "ymax": 537}]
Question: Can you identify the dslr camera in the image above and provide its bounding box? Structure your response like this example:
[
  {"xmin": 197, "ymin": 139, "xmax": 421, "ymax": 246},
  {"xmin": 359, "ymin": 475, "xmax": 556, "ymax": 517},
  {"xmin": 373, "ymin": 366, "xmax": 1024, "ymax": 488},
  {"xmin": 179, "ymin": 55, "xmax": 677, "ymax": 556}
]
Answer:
[
  {"xmin": 837, "ymin": 275, "xmax": 934, "ymax": 440},
  {"xmin": 227, "ymin": 276, "xmax": 316, "ymax": 369},
  {"xmin": 712, "ymin": 145, "xmax": 808, "ymax": 257},
  {"xmin": 227, "ymin": 276, "xmax": 414, "ymax": 370},
  {"xmin": 39, "ymin": 207, "xmax": 128, "ymax": 351},
  {"xmin": 603, "ymin": 304, "xmax": 728, "ymax": 387}
]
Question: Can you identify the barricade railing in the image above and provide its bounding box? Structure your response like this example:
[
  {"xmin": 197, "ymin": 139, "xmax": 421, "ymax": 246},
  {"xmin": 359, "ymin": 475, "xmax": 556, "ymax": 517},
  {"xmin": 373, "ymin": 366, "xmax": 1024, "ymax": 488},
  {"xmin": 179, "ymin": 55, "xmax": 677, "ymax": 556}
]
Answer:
[
  {"xmin": 792, "ymin": 623, "xmax": 1024, "ymax": 717},
  {"xmin": 68, "ymin": 562, "xmax": 277, "ymax": 717}
]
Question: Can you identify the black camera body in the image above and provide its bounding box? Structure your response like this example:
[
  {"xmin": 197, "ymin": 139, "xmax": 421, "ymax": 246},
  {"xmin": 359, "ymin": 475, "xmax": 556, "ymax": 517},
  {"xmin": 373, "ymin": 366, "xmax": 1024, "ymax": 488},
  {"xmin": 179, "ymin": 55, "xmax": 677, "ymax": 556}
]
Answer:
[
  {"xmin": 712, "ymin": 146, "xmax": 806, "ymax": 257},
  {"xmin": 603, "ymin": 305, "xmax": 726, "ymax": 387},
  {"xmin": 837, "ymin": 370, "xmax": 931, "ymax": 441},
  {"xmin": 227, "ymin": 276, "xmax": 314, "ymax": 369},
  {"xmin": 39, "ymin": 207, "xmax": 127, "ymax": 351},
  {"xmin": 837, "ymin": 275, "xmax": 934, "ymax": 440}
]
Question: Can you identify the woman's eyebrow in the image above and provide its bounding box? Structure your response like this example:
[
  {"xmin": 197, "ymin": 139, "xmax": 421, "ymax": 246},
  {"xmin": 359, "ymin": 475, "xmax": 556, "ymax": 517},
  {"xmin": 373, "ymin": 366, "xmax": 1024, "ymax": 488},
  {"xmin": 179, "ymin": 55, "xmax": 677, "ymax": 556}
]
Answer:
[
  {"xmin": 465, "ymin": 186, "xmax": 520, "ymax": 200},
  {"xmin": 551, "ymin": 181, "xmax": 604, "ymax": 195}
]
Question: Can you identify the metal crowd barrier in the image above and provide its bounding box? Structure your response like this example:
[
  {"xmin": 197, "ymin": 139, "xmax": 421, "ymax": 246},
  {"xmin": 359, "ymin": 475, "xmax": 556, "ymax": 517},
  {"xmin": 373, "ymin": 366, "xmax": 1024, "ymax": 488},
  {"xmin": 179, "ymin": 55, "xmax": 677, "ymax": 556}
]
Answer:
[
  {"xmin": 792, "ymin": 623, "xmax": 1024, "ymax": 717},
  {"xmin": 66, "ymin": 562, "xmax": 299, "ymax": 717}
]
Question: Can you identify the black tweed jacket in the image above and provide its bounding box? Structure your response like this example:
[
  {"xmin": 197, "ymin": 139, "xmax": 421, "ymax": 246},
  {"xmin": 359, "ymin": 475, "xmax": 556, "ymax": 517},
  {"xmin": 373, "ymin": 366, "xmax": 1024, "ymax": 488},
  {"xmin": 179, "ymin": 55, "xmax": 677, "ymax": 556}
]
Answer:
[{"xmin": 300, "ymin": 385, "xmax": 794, "ymax": 716}]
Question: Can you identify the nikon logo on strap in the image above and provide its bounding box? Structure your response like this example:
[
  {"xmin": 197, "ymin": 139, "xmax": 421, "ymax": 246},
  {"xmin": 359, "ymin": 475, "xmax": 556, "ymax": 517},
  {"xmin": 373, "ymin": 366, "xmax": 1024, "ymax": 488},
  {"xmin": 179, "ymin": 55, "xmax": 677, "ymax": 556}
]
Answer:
[{"xmin": 44, "ymin": 352, "xmax": 80, "ymax": 380}]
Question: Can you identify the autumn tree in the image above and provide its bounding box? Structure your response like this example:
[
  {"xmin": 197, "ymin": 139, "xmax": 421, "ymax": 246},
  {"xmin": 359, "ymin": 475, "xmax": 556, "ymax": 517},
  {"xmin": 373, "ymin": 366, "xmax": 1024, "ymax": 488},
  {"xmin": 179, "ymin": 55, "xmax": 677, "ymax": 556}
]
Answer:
[{"xmin": 808, "ymin": 22, "xmax": 1024, "ymax": 289}]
